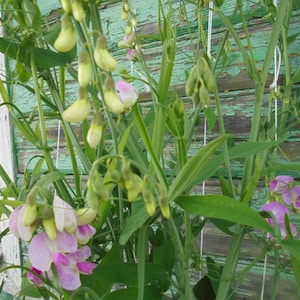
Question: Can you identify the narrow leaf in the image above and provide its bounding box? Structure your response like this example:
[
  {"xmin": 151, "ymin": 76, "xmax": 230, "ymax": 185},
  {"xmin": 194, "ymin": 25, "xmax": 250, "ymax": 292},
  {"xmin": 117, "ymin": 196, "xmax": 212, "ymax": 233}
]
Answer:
[
  {"xmin": 119, "ymin": 201, "xmax": 149, "ymax": 245},
  {"xmin": 175, "ymin": 195, "xmax": 273, "ymax": 233},
  {"xmin": 169, "ymin": 135, "xmax": 228, "ymax": 201}
]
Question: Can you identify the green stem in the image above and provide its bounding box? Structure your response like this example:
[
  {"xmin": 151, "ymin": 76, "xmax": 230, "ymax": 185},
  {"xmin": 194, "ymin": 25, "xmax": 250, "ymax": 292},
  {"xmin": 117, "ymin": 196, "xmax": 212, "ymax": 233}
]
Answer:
[
  {"xmin": 58, "ymin": 67, "xmax": 81, "ymax": 197},
  {"xmin": 168, "ymin": 217, "xmax": 195, "ymax": 300},
  {"xmin": 241, "ymin": 0, "xmax": 290, "ymax": 195},
  {"xmin": 30, "ymin": 50, "xmax": 74, "ymax": 205},
  {"xmin": 213, "ymin": 85, "xmax": 236, "ymax": 199},
  {"xmin": 137, "ymin": 225, "xmax": 148, "ymax": 300},
  {"xmin": 46, "ymin": 74, "xmax": 91, "ymax": 173},
  {"xmin": 215, "ymin": 227, "xmax": 244, "ymax": 300},
  {"xmin": 216, "ymin": 2, "xmax": 290, "ymax": 299},
  {"xmin": 133, "ymin": 105, "xmax": 168, "ymax": 191},
  {"xmin": 278, "ymin": 5, "xmax": 292, "ymax": 134}
]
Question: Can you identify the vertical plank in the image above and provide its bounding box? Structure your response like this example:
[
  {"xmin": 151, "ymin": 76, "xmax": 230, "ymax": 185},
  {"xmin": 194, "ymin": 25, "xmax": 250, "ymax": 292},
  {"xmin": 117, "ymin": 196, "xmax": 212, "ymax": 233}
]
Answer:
[{"xmin": 0, "ymin": 23, "xmax": 22, "ymax": 295}]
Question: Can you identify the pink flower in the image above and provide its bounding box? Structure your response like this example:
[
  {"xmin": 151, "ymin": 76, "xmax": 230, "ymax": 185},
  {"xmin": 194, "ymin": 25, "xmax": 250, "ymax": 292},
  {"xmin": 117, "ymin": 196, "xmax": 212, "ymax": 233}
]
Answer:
[
  {"xmin": 282, "ymin": 186, "xmax": 300, "ymax": 206},
  {"xmin": 28, "ymin": 231, "xmax": 95, "ymax": 290},
  {"xmin": 27, "ymin": 266, "xmax": 50, "ymax": 287},
  {"xmin": 53, "ymin": 196, "xmax": 78, "ymax": 233},
  {"xmin": 9, "ymin": 204, "xmax": 35, "ymax": 241},
  {"xmin": 127, "ymin": 48, "xmax": 139, "ymax": 61},
  {"xmin": 53, "ymin": 246, "xmax": 96, "ymax": 290},
  {"xmin": 116, "ymin": 80, "xmax": 138, "ymax": 109},
  {"xmin": 260, "ymin": 201, "xmax": 297, "ymax": 239},
  {"xmin": 270, "ymin": 175, "xmax": 294, "ymax": 194},
  {"xmin": 28, "ymin": 231, "xmax": 78, "ymax": 272},
  {"xmin": 75, "ymin": 224, "xmax": 96, "ymax": 245}
]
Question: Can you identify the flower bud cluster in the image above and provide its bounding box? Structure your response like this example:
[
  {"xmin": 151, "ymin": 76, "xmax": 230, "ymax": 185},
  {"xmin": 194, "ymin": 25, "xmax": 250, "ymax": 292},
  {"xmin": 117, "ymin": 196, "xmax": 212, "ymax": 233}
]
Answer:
[
  {"xmin": 185, "ymin": 55, "xmax": 215, "ymax": 107},
  {"xmin": 118, "ymin": 1, "xmax": 141, "ymax": 62},
  {"xmin": 9, "ymin": 190, "xmax": 97, "ymax": 291},
  {"xmin": 102, "ymin": 77, "xmax": 139, "ymax": 114},
  {"xmin": 166, "ymin": 98, "xmax": 185, "ymax": 137},
  {"xmin": 106, "ymin": 159, "xmax": 144, "ymax": 203},
  {"xmin": 260, "ymin": 175, "xmax": 299, "ymax": 240},
  {"xmin": 103, "ymin": 158, "xmax": 170, "ymax": 219}
]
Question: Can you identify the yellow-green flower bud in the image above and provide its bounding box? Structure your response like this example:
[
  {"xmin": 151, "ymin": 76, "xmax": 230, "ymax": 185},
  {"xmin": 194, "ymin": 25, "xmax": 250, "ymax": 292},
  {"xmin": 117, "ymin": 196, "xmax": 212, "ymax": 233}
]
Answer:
[
  {"xmin": 126, "ymin": 174, "xmax": 143, "ymax": 202},
  {"xmin": 131, "ymin": 13, "xmax": 137, "ymax": 28},
  {"xmin": 63, "ymin": 87, "xmax": 91, "ymax": 122},
  {"xmin": 87, "ymin": 113, "xmax": 103, "ymax": 148},
  {"xmin": 43, "ymin": 218, "xmax": 57, "ymax": 241},
  {"xmin": 199, "ymin": 83, "xmax": 210, "ymax": 106},
  {"xmin": 23, "ymin": 204, "xmax": 37, "ymax": 226},
  {"xmin": 185, "ymin": 66, "xmax": 197, "ymax": 96},
  {"xmin": 121, "ymin": 9, "xmax": 128, "ymax": 21},
  {"xmin": 61, "ymin": 0, "xmax": 71, "ymax": 13},
  {"xmin": 70, "ymin": 0, "xmax": 84, "ymax": 22},
  {"xmin": 76, "ymin": 207, "xmax": 97, "ymax": 225},
  {"xmin": 94, "ymin": 36, "xmax": 118, "ymax": 72},
  {"xmin": 192, "ymin": 91, "xmax": 200, "ymax": 106},
  {"xmin": 78, "ymin": 47, "xmax": 92, "ymax": 87},
  {"xmin": 159, "ymin": 195, "xmax": 170, "ymax": 219},
  {"xmin": 123, "ymin": 1, "xmax": 130, "ymax": 12},
  {"xmin": 104, "ymin": 77, "xmax": 125, "ymax": 114},
  {"xmin": 54, "ymin": 14, "xmax": 77, "ymax": 52},
  {"xmin": 143, "ymin": 189, "xmax": 156, "ymax": 216},
  {"xmin": 42, "ymin": 207, "xmax": 57, "ymax": 241}
]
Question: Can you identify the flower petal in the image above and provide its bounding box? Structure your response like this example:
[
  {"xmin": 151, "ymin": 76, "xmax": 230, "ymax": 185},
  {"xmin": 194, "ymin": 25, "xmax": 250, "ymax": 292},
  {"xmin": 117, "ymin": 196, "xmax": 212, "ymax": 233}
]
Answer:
[
  {"xmin": 17, "ymin": 205, "xmax": 34, "ymax": 241},
  {"xmin": 55, "ymin": 231, "xmax": 78, "ymax": 253},
  {"xmin": 270, "ymin": 175, "xmax": 294, "ymax": 194},
  {"xmin": 68, "ymin": 245, "xmax": 91, "ymax": 262},
  {"xmin": 75, "ymin": 225, "xmax": 96, "ymax": 245},
  {"xmin": 116, "ymin": 80, "xmax": 138, "ymax": 108},
  {"xmin": 28, "ymin": 232, "xmax": 54, "ymax": 271},
  {"xmin": 53, "ymin": 196, "xmax": 78, "ymax": 233},
  {"xmin": 77, "ymin": 261, "xmax": 96, "ymax": 274},
  {"xmin": 55, "ymin": 261, "xmax": 81, "ymax": 290}
]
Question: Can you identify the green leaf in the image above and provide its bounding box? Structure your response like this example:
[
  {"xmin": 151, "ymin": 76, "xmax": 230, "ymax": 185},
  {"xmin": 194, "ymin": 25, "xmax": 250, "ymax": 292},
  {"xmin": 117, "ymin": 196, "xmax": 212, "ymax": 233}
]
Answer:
[
  {"xmin": 290, "ymin": 255, "xmax": 300, "ymax": 297},
  {"xmin": 279, "ymin": 240, "xmax": 300, "ymax": 260},
  {"xmin": 119, "ymin": 201, "xmax": 149, "ymax": 245},
  {"xmin": 0, "ymin": 37, "xmax": 73, "ymax": 68},
  {"xmin": 0, "ymin": 164, "xmax": 19, "ymax": 197},
  {"xmin": 118, "ymin": 123, "xmax": 133, "ymax": 154},
  {"xmin": 203, "ymin": 106, "xmax": 217, "ymax": 132},
  {"xmin": 169, "ymin": 135, "xmax": 229, "ymax": 201},
  {"xmin": 87, "ymin": 263, "xmax": 168, "ymax": 288},
  {"xmin": 103, "ymin": 286, "xmax": 163, "ymax": 300},
  {"xmin": 292, "ymin": 66, "xmax": 300, "ymax": 84},
  {"xmin": 190, "ymin": 140, "xmax": 281, "ymax": 189},
  {"xmin": 35, "ymin": 171, "xmax": 65, "ymax": 187},
  {"xmin": 193, "ymin": 275, "xmax": 215, "ymax": 300},
  {"xmin": 175, "ymin": 195, "xmax": 273, "ymax": 233},
  {"xmin": 152, "ymin": 239, "xmax": 175, "ymax": 273}
]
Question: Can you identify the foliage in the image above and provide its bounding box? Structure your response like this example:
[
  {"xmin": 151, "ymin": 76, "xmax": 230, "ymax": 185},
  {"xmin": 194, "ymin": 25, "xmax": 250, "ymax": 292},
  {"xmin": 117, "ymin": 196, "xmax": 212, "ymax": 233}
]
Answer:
[{"xmin": 0, "ymin": 0, "xmax": 299, "ymax": 299}]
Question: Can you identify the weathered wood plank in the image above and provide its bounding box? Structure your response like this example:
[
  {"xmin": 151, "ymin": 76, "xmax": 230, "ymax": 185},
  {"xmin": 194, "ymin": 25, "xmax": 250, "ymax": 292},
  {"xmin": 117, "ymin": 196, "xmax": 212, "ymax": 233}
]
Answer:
[{"xmin": 0, "ymin": 26, "xmax": 21, "ymax": 295}]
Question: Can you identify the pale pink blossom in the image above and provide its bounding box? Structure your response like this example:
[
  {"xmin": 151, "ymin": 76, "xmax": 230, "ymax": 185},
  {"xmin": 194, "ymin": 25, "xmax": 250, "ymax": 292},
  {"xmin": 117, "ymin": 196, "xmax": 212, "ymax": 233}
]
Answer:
[
  {"xmin": 28, "ymin": 231, "xmax": 95, "ymax": 290},
  {"xmin": 53, "ymin": 246, "xmax": 96, "ymax": 290},
  {"xmin": 116, "ymin": 80, "xmax": 138, "ymax": 109},
  {"xmin": 75, "ymin": 224, "xmax": 96, "ymax": 245},
  {"xmin": 282, "ymin": 186, "xmax": 300, "ymax": 206},
  {"xmin": 27, "ymin": 266, "xmax": 50, "ymax": 287},
  {"xmin": 53, "ymin": 196, "xmax": 78, "ymax": 233},
  {"xmin": 9, "ymin": 204, "xmax": 35, "ymax": 241},
  {"xmin": 270, "ymin": 175, "xmax": 294, "ymax": 194},
  {"xmin": 260, "ymin": 201, "xmax": 297, "ymax": 239}
]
